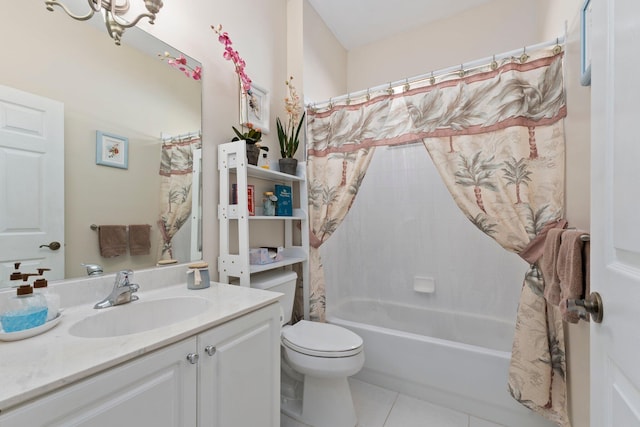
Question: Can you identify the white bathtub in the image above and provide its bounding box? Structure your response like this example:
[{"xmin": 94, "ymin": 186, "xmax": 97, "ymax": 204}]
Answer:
[{"xmin": 327, "ymin": 299, "xmax": 555, "ymax": 427}]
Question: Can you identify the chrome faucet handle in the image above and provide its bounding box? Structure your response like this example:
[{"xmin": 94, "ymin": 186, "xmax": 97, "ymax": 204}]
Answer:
[
  {"xmin": 93, "ymin": 270, "xmax": 139, "ymax": 309},
  {"xmin": 114, "ymin": 269, "xmax": 134, "ymax": 287},
  {"xmin": 81, "ymin": 263, "xmax": 103, "ymax": 276}
]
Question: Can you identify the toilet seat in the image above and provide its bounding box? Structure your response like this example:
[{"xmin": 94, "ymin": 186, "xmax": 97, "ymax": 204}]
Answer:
[{"xmin": 282, "ymin": 320, "xmax": 363, "ymax": 358}]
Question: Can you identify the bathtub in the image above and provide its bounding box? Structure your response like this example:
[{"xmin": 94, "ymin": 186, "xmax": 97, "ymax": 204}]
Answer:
[{"xmin": 327, "ymin": 299, "xmax": 555, "ymax": 427}]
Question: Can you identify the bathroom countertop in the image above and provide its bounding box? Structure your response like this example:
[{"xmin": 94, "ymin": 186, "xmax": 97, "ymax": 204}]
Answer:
[{"xmin": 0, "ymin": 282, "xmax": 281, "ymax": 413}]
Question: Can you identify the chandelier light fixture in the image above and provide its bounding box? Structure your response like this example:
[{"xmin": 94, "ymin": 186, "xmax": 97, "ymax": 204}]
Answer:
[{"xmin": 44, "ymin": 0, "xmax": 164, "ymax": 45}]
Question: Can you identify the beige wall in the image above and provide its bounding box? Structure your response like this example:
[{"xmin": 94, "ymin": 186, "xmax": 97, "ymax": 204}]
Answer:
[
  {"xmin": 302, "ymin": 1, "xmax": 348, "ymax": 102},
  {"xmin": 2, "ymin": 3, "xmax": 200, "ymax": 278},
  {"xmin": 345, "ymin": 0, "xmax": 541, "ymax": 93}
]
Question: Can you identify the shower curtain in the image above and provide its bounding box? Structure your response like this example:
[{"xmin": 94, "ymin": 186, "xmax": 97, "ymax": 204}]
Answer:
[
  {"xmin": 157, "ymin": 135, "xmax": 201, "ymax": 261},
  {"xmin": 307, "ymin": 47, "xmax": 569, "ymax": 426}
]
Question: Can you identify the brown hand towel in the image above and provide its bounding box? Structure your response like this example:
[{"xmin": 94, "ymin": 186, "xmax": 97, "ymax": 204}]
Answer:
[
  {"xmin": 98, "ymin": 225, "xmax": 128, "ymax": 258},
  {"xmin": 557, "ymin": 230, "xmax": 587, "ymax": 323},
  {"xmin": 129, "ymin": 224, "xmax": 152, "ymax": 256},
  {"xmin": 540, "ymin": 228, "xmax": 564, "ymax": 305}
]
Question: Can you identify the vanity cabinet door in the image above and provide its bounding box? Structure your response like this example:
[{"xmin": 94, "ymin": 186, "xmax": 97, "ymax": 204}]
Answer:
[
  {"xmin": 197, "ymin": 303, "xmax": 281, "ymax": 427},
  {"xmin": 0, "ymin": 337, "xmax": 198, "ymax": 427}
]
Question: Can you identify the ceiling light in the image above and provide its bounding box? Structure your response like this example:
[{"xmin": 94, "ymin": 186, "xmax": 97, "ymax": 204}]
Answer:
[{"xmin": 45, "ymin": 0, "xmax": 163, "ymax": 45}]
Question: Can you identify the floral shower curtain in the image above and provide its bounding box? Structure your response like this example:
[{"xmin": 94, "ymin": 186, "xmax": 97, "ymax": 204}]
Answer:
[
  {"xmin": 307, "ymin": 47, "xmax": 569, "ymax": 426},
  {"xmin": 157, "ymin": 135, "xmax": 201, "ymax": 261}
]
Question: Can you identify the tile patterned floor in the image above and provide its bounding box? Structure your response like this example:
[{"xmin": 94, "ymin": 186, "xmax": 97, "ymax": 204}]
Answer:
[{"xmin": 281, "ymin": 378, "xmax": 505, "ymax": 427}]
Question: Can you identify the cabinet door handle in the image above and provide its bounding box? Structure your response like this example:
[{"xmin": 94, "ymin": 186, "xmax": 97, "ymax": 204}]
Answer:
[
  {"xmin": 205, "ymin": 345, "xmax": 216, "ymax": 356},
  {"xmin": 186, "ymin": 353, "xmax": 199, "ymax": 364}
]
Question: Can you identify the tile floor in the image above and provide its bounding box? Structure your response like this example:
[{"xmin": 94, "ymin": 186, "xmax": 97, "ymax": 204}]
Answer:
[{"xmin": 281, "ymin": 378, "xmax": 505, "ymax": 427}]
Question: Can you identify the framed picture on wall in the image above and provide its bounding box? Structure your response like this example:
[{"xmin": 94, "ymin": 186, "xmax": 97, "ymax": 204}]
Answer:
[
  {"xmin": 96, "ymin": 131, "xmax": 128, "ymax": 169},
  {"xmin": 240, "ymin": 83, "xmax": 270, "ymax": 133},
  {"xmin": 580, "ymin": 0, "xmax": 592, "ymax": 86}
]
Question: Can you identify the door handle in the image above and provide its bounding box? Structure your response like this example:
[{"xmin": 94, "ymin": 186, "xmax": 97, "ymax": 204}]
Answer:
[
  {"xmin": 39, "ymin": 241, "xmax": 61, "ymax": 251},
  {"xmin": 568, "ymin": 292, "xmax": 603, "ymax": 323}
]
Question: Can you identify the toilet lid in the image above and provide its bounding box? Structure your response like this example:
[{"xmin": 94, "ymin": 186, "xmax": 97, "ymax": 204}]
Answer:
[{"xmin": 281, "ymin": 320, "xmax": 363, "ymax": 358}]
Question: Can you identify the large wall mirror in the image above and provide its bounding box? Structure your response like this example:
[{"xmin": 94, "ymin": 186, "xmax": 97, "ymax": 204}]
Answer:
[{"xmin": 0, "ymin": 3, "xmax": 202, "ymax": 284}]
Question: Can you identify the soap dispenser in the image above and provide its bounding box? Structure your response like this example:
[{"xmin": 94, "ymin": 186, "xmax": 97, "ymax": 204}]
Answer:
[
  {"xmin": 33, "ymin": 268, "xmax": 60, "ymax": 321},
  {"xmin": 0, "ymin": 277, "xmax": 48, "ymax": 333},
  {"xmin": 9, "ymin": 262, "xmax": 23, "ymax": 283}
]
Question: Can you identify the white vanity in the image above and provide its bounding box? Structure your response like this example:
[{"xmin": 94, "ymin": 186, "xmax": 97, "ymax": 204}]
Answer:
[{"xmin": 0, "ymin": 265, "xmax": 281, "ymax": 426}]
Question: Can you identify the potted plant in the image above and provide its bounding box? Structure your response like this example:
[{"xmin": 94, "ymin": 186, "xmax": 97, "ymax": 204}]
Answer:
[
  {"xmin": 231, "ymin": 123, "xmax": 268, "ymax": 165},
  {"xmin": 276, "ymin": 76, "xmax": 305, "ymax": 175}
]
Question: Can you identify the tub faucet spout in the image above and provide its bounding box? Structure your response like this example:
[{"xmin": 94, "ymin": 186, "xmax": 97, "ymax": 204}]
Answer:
[{"xmin": 94, "ymin": 270, "xmax": 139, "ymax": 309}]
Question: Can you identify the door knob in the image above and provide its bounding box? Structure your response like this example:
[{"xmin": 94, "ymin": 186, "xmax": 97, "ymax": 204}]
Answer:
[
  {"xmin": 39, "ymin": 241, "xmax": 61, "ymax": 251},
  {"xmin": 568, "ymin": 292, "xmax": 603, "ymax": 323},
  {"xmin": 186, "ymin": 353, "xmax": 199, "ymax": 364},
  {"xmin": 205, "ymin": 345, "xmax": 216, "ymax": 356}
]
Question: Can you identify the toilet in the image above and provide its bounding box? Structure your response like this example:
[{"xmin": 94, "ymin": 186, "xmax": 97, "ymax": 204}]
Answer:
[{"xmin": 249, "ymin": 270, "xmax": 364, "ymax": 427}]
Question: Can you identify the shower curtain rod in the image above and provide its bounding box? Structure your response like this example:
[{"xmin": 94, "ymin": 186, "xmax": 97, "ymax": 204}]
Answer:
[
  {"xmin": 308, "ymin": 36, "xmax": 565, "ymax": 109},
  {"xmin": 160, "ymin": 130, "xmax": 202, "ymax": 143}
]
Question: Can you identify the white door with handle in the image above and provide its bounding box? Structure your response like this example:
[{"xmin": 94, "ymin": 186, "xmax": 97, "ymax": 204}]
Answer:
[
  {"xmin": 590, "ymin": 0, "xmax": 640, "ymax": 425},
  {"xmin": 0, "ymin": 85, "xmax": 65, "ymax": 283}
]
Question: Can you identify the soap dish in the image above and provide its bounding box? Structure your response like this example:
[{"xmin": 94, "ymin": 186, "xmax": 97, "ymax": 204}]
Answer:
[{"xmin": 0, "ymin": 311, "xmax": 63, "ymax": 342}]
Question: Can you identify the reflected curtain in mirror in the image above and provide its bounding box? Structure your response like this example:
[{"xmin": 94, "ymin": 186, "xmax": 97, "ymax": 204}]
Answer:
[{"xmin": 157, "ymin": 135, "xmax": 202, "ymax": 261}]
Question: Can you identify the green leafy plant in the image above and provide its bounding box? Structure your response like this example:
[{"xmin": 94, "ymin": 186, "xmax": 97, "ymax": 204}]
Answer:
[
  {"xmin": 231, "ymin": 123, "xmax": 268, "ymax": 151},
  {"xmin": 276, "ymin": 76, "xmax": 305, "ymax": 158}
]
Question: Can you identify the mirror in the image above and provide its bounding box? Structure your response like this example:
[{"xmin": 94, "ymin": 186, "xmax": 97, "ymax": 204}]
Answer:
[{"xmin": 1, "ymin": 3, "xmax": 202, "ymax": 283}]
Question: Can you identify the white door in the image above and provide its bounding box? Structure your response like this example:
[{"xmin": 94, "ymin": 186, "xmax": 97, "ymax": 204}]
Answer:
[
  {"xmin": 590, "ymin": 0, "xmax": 640, "ymax": 425},
  {"xmin": 0, "ymin": 85, "xmax": 64, "ymax": 283}
]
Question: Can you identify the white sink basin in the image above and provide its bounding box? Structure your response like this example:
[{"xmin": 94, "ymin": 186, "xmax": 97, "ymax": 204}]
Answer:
[{"xmin": 69, "ymin": 296, "xmax": 210, "ymax": 338}]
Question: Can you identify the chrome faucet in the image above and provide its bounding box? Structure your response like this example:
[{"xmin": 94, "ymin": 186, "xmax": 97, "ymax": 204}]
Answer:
[
  {"xmin": 81, "ymin": 263, "xmax": 103, "ymax": 276},
  {"xmin": 94, "ymin": 270, "xmax": 139, "ymax": 309}
]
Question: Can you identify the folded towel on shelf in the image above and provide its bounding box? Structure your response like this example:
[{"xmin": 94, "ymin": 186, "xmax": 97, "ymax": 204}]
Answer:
[
  {"xmin": 557, "ymin": 230, "xmax": 588, "ymax": 323},
  {"xmin": 129, "ymin": 224, "xmax": 152, "ymax": 256},
  {"xmin": 98, "ymin": 225, "xmax": 128, "ymax": 258},
  {"xmin": 540, "ymin": 228, "xmax": 565, "ymax": 305}
]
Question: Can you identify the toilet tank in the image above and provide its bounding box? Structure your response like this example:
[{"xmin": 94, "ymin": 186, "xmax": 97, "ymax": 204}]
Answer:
[{"xmin": 248, "ymin": 270, "xmax": 297, "ymax": 325}]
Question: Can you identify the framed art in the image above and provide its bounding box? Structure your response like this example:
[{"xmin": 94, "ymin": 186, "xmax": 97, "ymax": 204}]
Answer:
[
  {"xmin": 241, "ymin": 83, "xmax": 270, "ymax": 133},
  {"xmin": 96, "ymin": 131, "xmax": 128, "ymax": 169},
  {"xmin": 580, "ymin": 0, "xmax": 592, "ymax": 86}
]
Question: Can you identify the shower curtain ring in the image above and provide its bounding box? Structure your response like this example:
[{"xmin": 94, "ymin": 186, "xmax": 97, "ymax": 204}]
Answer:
[
  {"xmin": 429, "ymin": 72, "xmax": 435, "ymax": 85},
  {"xmin": 490, "ymin": 55, "xmax": 498, "ymax": 70},
  {"xmin": 458, "ymin": 64, "xmax": 465, "ymax": 78},
  {"xmin": 553, "ymin": 38, "xmax": 562, "ymax": 54},
  {"xmin": 328, "ymin": 97, "xmax": 334, "ymax": 109},
  {"xmin": 403, "ymin": 78, "xmax": 410, "ymax": 92},
  {"xmin": 346, "ymin": 93, "xmax": 351, "ymax": 105},
  {"xmin": 387, "ymin": 83, "xmax": 394, "ymax": 95},
  {"xmin": 366, "ymin": 89, "xmax": 371, "ymax": 102},
  {"xmin": 520, "ymin": 46, "xmax": 529, "ymax": 63}
]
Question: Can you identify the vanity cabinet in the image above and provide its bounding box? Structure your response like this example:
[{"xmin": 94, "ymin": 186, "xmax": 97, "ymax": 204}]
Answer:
[
  {"xmin": 197, "ymin": 302, "xmax": 281, "ymax": 426},
  {"xmin": 218, "ymin": 140, "xmax": 310, "ymax": 317},
  {"xmin": 0, "ymin": 338, "xmax": 198, "ymax": 427},
  {"xmin": 0, "ymin": 303, "xmax": 280, "ymax": 427}
]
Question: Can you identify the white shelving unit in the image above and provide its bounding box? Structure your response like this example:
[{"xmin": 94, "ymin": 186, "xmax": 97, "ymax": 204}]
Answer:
[{"xmin": 218, "ymin": 140, "xmax": 309, "ymax": 318}]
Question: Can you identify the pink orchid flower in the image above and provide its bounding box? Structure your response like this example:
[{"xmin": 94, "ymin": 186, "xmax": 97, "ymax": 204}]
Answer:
[{"xmin": 212, "ymin": 24, "xmax": 253, "ymax": 95}]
